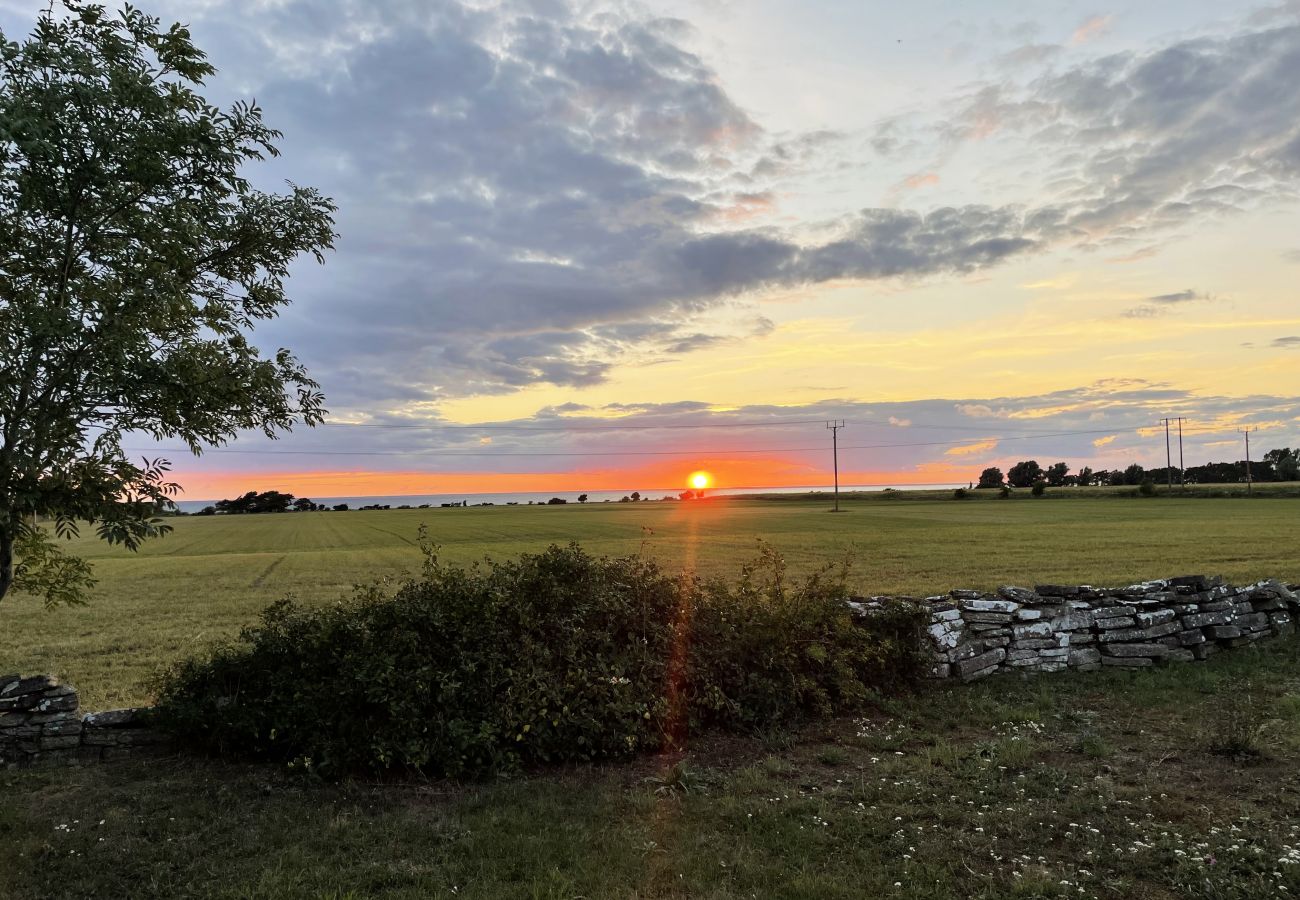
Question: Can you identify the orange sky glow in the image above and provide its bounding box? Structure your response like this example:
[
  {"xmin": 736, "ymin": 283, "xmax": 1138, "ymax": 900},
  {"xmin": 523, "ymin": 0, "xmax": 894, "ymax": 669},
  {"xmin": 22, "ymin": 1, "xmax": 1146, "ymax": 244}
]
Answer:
[{"xmin": 177, "ymin": 457, "xmax": 988, "ymax": 501}]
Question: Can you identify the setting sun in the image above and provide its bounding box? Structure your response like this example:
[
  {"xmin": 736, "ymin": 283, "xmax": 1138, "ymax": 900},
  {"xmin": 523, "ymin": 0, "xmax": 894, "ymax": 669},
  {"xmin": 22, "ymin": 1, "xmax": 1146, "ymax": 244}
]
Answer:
[{"xmin": 688, "ymin": 471, "xmax": 712, "ymax": 490}]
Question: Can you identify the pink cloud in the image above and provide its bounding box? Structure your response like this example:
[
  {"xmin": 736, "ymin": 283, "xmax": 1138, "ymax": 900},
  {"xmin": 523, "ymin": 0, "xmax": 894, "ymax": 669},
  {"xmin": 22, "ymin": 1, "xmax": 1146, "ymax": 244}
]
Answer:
[{"xmin": 1071, "ymin": 14, "xmax": 1113, "ymax": 45}]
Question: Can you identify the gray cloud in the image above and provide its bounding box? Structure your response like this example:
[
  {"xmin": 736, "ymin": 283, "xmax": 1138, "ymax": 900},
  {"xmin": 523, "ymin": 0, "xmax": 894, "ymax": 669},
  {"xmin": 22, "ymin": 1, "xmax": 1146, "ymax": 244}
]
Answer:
[
  {"xmin": 1273, "ymin": 336, "xmax": 1300, "ymax": 348},
  {"xmin": 8, "ymin": 2, "xmax": 1298, "ymax": 409},
  {"xmin": 1147, "ymin": 289, "xmax": 1207, "ymax": 304},
  {"xmin": 947, "ymin": 16, "xmax": 1300, "ymax": 242}
]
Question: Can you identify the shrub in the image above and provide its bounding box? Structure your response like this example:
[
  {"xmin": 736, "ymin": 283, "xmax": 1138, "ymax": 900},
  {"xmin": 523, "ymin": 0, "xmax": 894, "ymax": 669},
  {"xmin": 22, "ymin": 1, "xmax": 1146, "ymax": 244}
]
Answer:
[
  {"xmin": 999, "ymin": 485, "xmax": 1012, "ymax": 498},
  {"xmin": 952, "ymin": 488, "xmax": 968, "ymax": 500},
  {"xmin": 1139, "ymin": 480, "xmax": 1157, "ymax": 497},
  {"xmin": 1031, "ymin": 481, "xmax": 1046, "ymax": 497},
  {"xmin": 154, "ymin": 538, "xmax": 928, "ymax": 779}
]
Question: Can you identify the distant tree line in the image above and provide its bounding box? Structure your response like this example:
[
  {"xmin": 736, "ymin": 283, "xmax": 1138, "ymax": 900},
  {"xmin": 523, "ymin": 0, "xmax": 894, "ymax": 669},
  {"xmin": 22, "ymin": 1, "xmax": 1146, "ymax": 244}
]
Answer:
[
  {"xmin": 977, "ymin": 447, "xmax": 1299, "ymax": 489},
  {"xmin": 196, "ymin": 491, "xmax": 327, "ymax": 515}
]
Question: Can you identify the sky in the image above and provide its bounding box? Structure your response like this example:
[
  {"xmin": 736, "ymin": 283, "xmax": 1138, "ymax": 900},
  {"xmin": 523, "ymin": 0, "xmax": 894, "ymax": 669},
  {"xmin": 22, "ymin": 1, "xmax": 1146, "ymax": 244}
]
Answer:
[{"xmin": 5, "ymin": 0, "xmax": 1299, "ymax": 500}]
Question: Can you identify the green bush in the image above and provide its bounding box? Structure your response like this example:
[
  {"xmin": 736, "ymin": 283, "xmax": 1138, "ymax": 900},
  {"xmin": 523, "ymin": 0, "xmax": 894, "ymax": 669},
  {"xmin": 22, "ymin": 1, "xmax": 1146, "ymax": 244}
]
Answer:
[
  {"xmin": 952, "ymin": 488, "xmax": 968, "ymax": 500},
  {"xmin": 1031, "ymin": 481, "xmax": 1046, "ymax": 497},
  {"xmin": 1139, "ymin": 480, "xmax": 1157, "ymax": 497},
  {"xmin": 154, "ymin": 540, "xmax": 928, "ymax": 778}
]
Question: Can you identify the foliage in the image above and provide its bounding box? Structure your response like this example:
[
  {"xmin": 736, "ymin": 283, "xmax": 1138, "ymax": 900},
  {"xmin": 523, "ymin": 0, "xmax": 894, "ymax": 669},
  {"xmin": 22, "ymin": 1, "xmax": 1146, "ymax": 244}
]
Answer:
[
  {"xmin": 1138, "ymin": 480, "xmax": 1157, "ymax": 497},
  {"xmin": 1045, "ymin": 462, "xmax": 1070, "ymax": 487},
  {"xmin": 0, "ymin": 2, "xmax": 335, "ymax": 603},
  {"xmin": 213, "ymin": 490, "xmax": 306, "ymax": 514},
  {"xmin": 154, "ymin": 540, "xmax": 929, "ymax": 778},
  {"xmin": 1031, "ymin": 481, "xmax": 1046, "ymax": 497},
  {"xmin": 976, "ymin": 466, "xmax": 1003, "ymax": 489},
  {"xmin": 1124, "ymin": 463, "xmax": 1147, "ymax": 485},
  {"xmin": 999, "ymin": 484, "xmax": 1012, "ymax": 498},
  {"xmin": 953, "ymin": 487, "xmax": 968, "ymax": 500},
  {"xmin": 1007, "ymin": 460, "xmax": 1044, "ymax": 488}
]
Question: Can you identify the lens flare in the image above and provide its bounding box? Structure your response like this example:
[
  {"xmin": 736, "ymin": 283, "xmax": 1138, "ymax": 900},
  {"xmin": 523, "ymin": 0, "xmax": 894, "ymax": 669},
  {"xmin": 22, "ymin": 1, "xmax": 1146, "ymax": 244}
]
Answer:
[{"xmin": 688, "ymin": 470, "xmax": 712, "ymax": 490}]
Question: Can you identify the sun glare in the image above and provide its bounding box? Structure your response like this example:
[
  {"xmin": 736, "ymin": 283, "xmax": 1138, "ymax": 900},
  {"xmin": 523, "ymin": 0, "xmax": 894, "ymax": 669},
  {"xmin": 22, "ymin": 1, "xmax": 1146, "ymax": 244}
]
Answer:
[{"xmin": 688, "ymin": 470, "xmax": 712, "ymax": 490}]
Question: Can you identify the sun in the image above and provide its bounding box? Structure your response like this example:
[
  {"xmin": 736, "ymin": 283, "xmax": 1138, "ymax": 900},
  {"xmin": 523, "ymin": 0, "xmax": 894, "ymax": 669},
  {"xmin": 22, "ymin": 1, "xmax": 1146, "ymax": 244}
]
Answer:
[{"xmin": 688, "ymin": 470, "xmax": 712, "ymax": 491}]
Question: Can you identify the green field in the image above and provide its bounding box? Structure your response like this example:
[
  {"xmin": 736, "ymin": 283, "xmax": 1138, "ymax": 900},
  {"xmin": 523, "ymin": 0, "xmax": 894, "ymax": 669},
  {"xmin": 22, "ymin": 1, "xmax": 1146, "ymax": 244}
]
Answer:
[
  {"xmin": 6, "ymin": 491, "xmax": 1300, "ymax": 899},
  {"xmin": 8, "ymin": 639, "xmax": 1300, "ymax": 899},
  {"xmin": 2, "ymin": 492, "xmax": 1299, "ymax": 709}
]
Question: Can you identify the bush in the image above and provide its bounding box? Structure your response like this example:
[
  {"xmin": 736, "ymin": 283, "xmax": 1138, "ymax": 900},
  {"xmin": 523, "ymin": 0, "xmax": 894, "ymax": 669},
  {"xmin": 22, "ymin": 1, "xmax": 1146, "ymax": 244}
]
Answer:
[
  {"xmin": 1139, "ymin": 480, "xmax": 1157, "ymax": 497},
  {"xmin": 154, "ymin": 539, "xmax": 928, "ymax": 779},
  {"xmin": 999, "ymin": 485, "xmax": 1012, "ymax": 498},
  {"xmin": 952, "ymin": 488, "xmax": 968, "ymax": 500},
  {"xmin": 1031, "ymin": 481, "xmax": 1046, "ymax": 497}
]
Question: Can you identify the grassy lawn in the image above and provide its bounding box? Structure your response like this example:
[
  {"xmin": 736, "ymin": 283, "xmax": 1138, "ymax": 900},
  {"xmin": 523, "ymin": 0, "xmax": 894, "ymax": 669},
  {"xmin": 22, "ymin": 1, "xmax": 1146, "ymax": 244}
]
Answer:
[
  {"xmin": 5, "ymin": 638, "xmax": 1300, "ymax": 899},
  {"xmin": 2, "ymin": 492, "xmax": 1298, "ymax": 709}
]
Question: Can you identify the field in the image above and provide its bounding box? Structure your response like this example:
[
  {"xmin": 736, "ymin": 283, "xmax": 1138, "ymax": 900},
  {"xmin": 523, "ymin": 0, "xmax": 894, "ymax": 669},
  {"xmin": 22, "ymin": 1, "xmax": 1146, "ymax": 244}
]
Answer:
[
  {"xmin": 5, "ymin": 490, "xmax": 1300, "ymax": 899},
  {"xmin": 7, "ymin": 638, "xmax": 1300, "ymax": 899},
  {"xmin": 2, "ymin": 490, "xmax": 1299, "ymax": 710}
]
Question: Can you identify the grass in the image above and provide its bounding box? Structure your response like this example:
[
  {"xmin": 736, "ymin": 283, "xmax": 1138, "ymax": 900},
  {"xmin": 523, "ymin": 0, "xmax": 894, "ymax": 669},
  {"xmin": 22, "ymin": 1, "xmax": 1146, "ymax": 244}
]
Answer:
[
  {"xmin": 6, "ymin": 638, "xmax": 1300, "ymax": 899},
  {"xmin": 2, "ymin": 492, "xmax": 1298, "ymax": 709}
]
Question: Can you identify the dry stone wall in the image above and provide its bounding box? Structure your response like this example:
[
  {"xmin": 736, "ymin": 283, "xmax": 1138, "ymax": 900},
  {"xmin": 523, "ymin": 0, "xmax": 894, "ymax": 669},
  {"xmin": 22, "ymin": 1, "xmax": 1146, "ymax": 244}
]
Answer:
[
  {"xmin": 894, "ymin": 575, "xmax": 1298, "ymax": 681},
  {"xmin": 0, "ymin": 674, "xmax": 164, "ymax": 768},
  {"xmin": 5, "ymin": 575, "xmax": 1297, "ymax": 767}
]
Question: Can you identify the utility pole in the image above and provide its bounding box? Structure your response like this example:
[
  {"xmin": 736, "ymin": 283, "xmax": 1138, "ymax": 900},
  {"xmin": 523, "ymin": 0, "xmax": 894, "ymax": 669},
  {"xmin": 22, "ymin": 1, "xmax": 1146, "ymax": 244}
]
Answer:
[
  {"xmin": 1240, "ymin": 427, "xmax": 1256, "ymax": 494},
  {"xmin": 826, "ymin": 420, "xmax": 845, "ymax": 512},
  {"xmin": 1162, "ymin": 418, "xmax": 1173, "ymax": 489},
  {"xmin": 1176, "ymin": 417, "xmax": 1185, "ymax": 487}
]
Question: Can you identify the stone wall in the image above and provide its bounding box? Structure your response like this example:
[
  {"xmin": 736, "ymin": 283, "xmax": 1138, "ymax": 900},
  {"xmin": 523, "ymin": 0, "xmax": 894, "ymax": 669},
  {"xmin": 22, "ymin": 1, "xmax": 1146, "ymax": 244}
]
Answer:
[
  {"xmin": 0, "ymin": 674, "xmax": 165, "ymax": 768},
  {"xmin": 901, "ymin": 575, "xmax": 1298, "ymax": 681},
  {"xmin": 5, "ymin": 574, "xmax": 1297, "ymax": 767}
]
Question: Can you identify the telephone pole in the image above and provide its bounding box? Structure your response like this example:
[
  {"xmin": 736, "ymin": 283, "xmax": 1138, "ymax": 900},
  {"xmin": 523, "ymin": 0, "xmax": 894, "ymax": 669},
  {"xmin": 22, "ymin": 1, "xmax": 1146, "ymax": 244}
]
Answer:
[
  {"xmin": 1176, "ymin": 417, "xmax": 1185, "ymax": 487},
  {"xmin": 1240, "ymin": 427, "xmax": 1256, "ymax": 494},
  {"xmin": 1162, "ymin": 418, "xmax": 1173, "ymax": 488},
  {"xmin": 826, "ymin": 420, "xmax": 845, "ymax": 512}
]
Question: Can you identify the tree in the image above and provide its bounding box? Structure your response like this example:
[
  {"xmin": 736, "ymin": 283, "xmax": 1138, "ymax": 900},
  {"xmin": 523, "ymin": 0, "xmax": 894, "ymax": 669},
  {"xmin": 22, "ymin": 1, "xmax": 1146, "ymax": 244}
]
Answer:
[
  {"xmin": 1123, "ymin": 463, "xmax": 1146, "ymax": 485},
  {"xmin": 292, "ymin": 497, "xmax": 314, "ymax": 512},
  {"xmin": 1076, "ymin": 466, "xmax": 1094, "ymax": 487},
  {"xmin": 1265, "ymin": 448, "xmax": 1299, "ymax": 481},
  {"xmin": 0, "ymin": 3, "xmax": 336, "ymax": 605},
  {"xmin": 1006, "ymin": 460, "xmax": 1043, "ymax": 488},
  {"xmin": 630, "ymin": 491, "xmax": 640, "ymax": 502},
  {"xmin": 577, "ymin": 494, "xmax": 588, "ymax": 503},
  {"xmin": 976, "ymin": 467, "xmax": 1003, "ymax": 489},
  {"xmin": 332, "ymin": 503, "xmax": 349, "ymax": 512},
  {"xmin": 1045, "ymin": 462, "xmax": 1069, "ymax": 487}
]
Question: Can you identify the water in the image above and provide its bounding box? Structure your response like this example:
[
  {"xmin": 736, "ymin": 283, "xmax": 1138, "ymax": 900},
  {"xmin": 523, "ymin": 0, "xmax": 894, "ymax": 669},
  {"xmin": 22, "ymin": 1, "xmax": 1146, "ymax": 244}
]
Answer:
[{"xmin": 173, "ymin": 482, "xmax": 964, "ymax": 513}]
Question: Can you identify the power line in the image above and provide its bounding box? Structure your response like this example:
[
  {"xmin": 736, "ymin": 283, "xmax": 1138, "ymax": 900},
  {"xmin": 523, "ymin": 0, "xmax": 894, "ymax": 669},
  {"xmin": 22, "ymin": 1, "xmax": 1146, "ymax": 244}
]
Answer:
[
  {"xmin": 313, "ymin": 416, "xmax": 1121, "ymax": 435},
  {"xmin": 121, "ymin": 425, "xmax": 1146, "ymax": 459}
]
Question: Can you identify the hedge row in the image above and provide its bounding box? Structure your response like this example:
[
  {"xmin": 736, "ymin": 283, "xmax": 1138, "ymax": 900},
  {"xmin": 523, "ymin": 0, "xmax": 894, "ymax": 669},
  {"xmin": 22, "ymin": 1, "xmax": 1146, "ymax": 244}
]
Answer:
[{"xmin": 155, "ymin": 542, "xmax": 927, "ymax": 778}]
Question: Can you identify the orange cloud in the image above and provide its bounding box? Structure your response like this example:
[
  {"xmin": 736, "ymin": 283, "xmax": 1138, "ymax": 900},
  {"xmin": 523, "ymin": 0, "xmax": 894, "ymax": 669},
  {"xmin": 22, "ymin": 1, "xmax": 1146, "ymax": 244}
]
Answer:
[
  {"xmin": 945, "ymin": 439, "xmax": 999, "ymax": 456},
  {"xmin": 1071, "ymin": 14, "xmax": 1112, "ymax": 44},
  {"xmin": 1092, "ymin": 435, "xmax": 1117, "ymax": 447},
  {"xmin": 902, "ymin": 172, "xmax": 940, "ymax": 190}
]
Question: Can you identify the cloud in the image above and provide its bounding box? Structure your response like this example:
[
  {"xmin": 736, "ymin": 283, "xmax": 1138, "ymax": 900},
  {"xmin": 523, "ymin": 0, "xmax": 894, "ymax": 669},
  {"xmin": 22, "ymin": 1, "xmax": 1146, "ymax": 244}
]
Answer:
[
  {"xmin": 1070, "ymin": 14, "xmax": 1113, "ymax": 45},
  {"xmin": 946, "ymin": 439, "xmax": 998, "ymax": 456},
  {"xmin": 1284, "ymin": 248, "xmax": 1300, "ymax": 263},
  {"xmin": 1147, "ymin": 289, "xmax": 1205, "ymax": 304},
  {"xmin": 901, "ymin": 172, "xmax": 941, "ymax": 190},
  {"xmin": 1273, "ymin": 336, "xmax": 1300, "ymax": 348},
  {"xmin": 16, "ymin": 1, "xmax": 1297, "ymax": 409},
  {"xmin": 956, "ymin": 403, "xmax": 1001, "ymax": 418},
  {"xmin": 115, "ymin": 0, "xmax": 1058, "ymax": 407},
  {"xmin": 945, "ymin": 18, "xmax": 1300, "ymax": 245},
  {"xmin": 1092, "ymin": 435, "xmax": 1117, "ymax": 447},
  {"xmin": 888, "ymin": 416, "xmax": 912, "ymax": 427},
  {"xmin": 1123, "ymin": 305, "xmax": 1166, "ymax": 319}
]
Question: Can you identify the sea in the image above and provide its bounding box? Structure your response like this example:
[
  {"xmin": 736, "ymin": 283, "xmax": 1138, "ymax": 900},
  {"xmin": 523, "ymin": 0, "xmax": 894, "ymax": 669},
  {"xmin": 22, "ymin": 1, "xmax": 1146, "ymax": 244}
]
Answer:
[{"xmin": 173, "ymin": 483, "xmax": 965, "ymax": 513}]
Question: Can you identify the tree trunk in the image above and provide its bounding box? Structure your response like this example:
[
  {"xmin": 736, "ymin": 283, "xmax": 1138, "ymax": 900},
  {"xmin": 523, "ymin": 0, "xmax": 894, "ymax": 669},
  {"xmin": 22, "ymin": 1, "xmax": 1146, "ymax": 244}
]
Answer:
[{"xmin": 0, "ymin": 529, "xmax": 13, "ymax": 602}]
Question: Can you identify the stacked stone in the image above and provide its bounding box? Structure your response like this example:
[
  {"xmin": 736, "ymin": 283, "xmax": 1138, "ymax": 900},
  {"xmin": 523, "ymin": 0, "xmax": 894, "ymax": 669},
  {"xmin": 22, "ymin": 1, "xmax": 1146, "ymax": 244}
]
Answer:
[
  {"xmin": 0, "ymin": 674, "xmax": 163, "ymax": 768},
  {"xmin": 918, "ymin": 576, "xmax": 1299, "ymax": 682}
]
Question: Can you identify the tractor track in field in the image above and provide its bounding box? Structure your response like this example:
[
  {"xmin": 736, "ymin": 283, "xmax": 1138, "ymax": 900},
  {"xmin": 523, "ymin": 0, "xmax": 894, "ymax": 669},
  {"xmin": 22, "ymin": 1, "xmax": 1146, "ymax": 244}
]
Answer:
[
  {"xmin": 367, "ymin": 524, "xmax": 417, "ymax": 547},
  {"xmin": 251, "ymin": 554, "xmax": 287, "ymax": 588}
]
